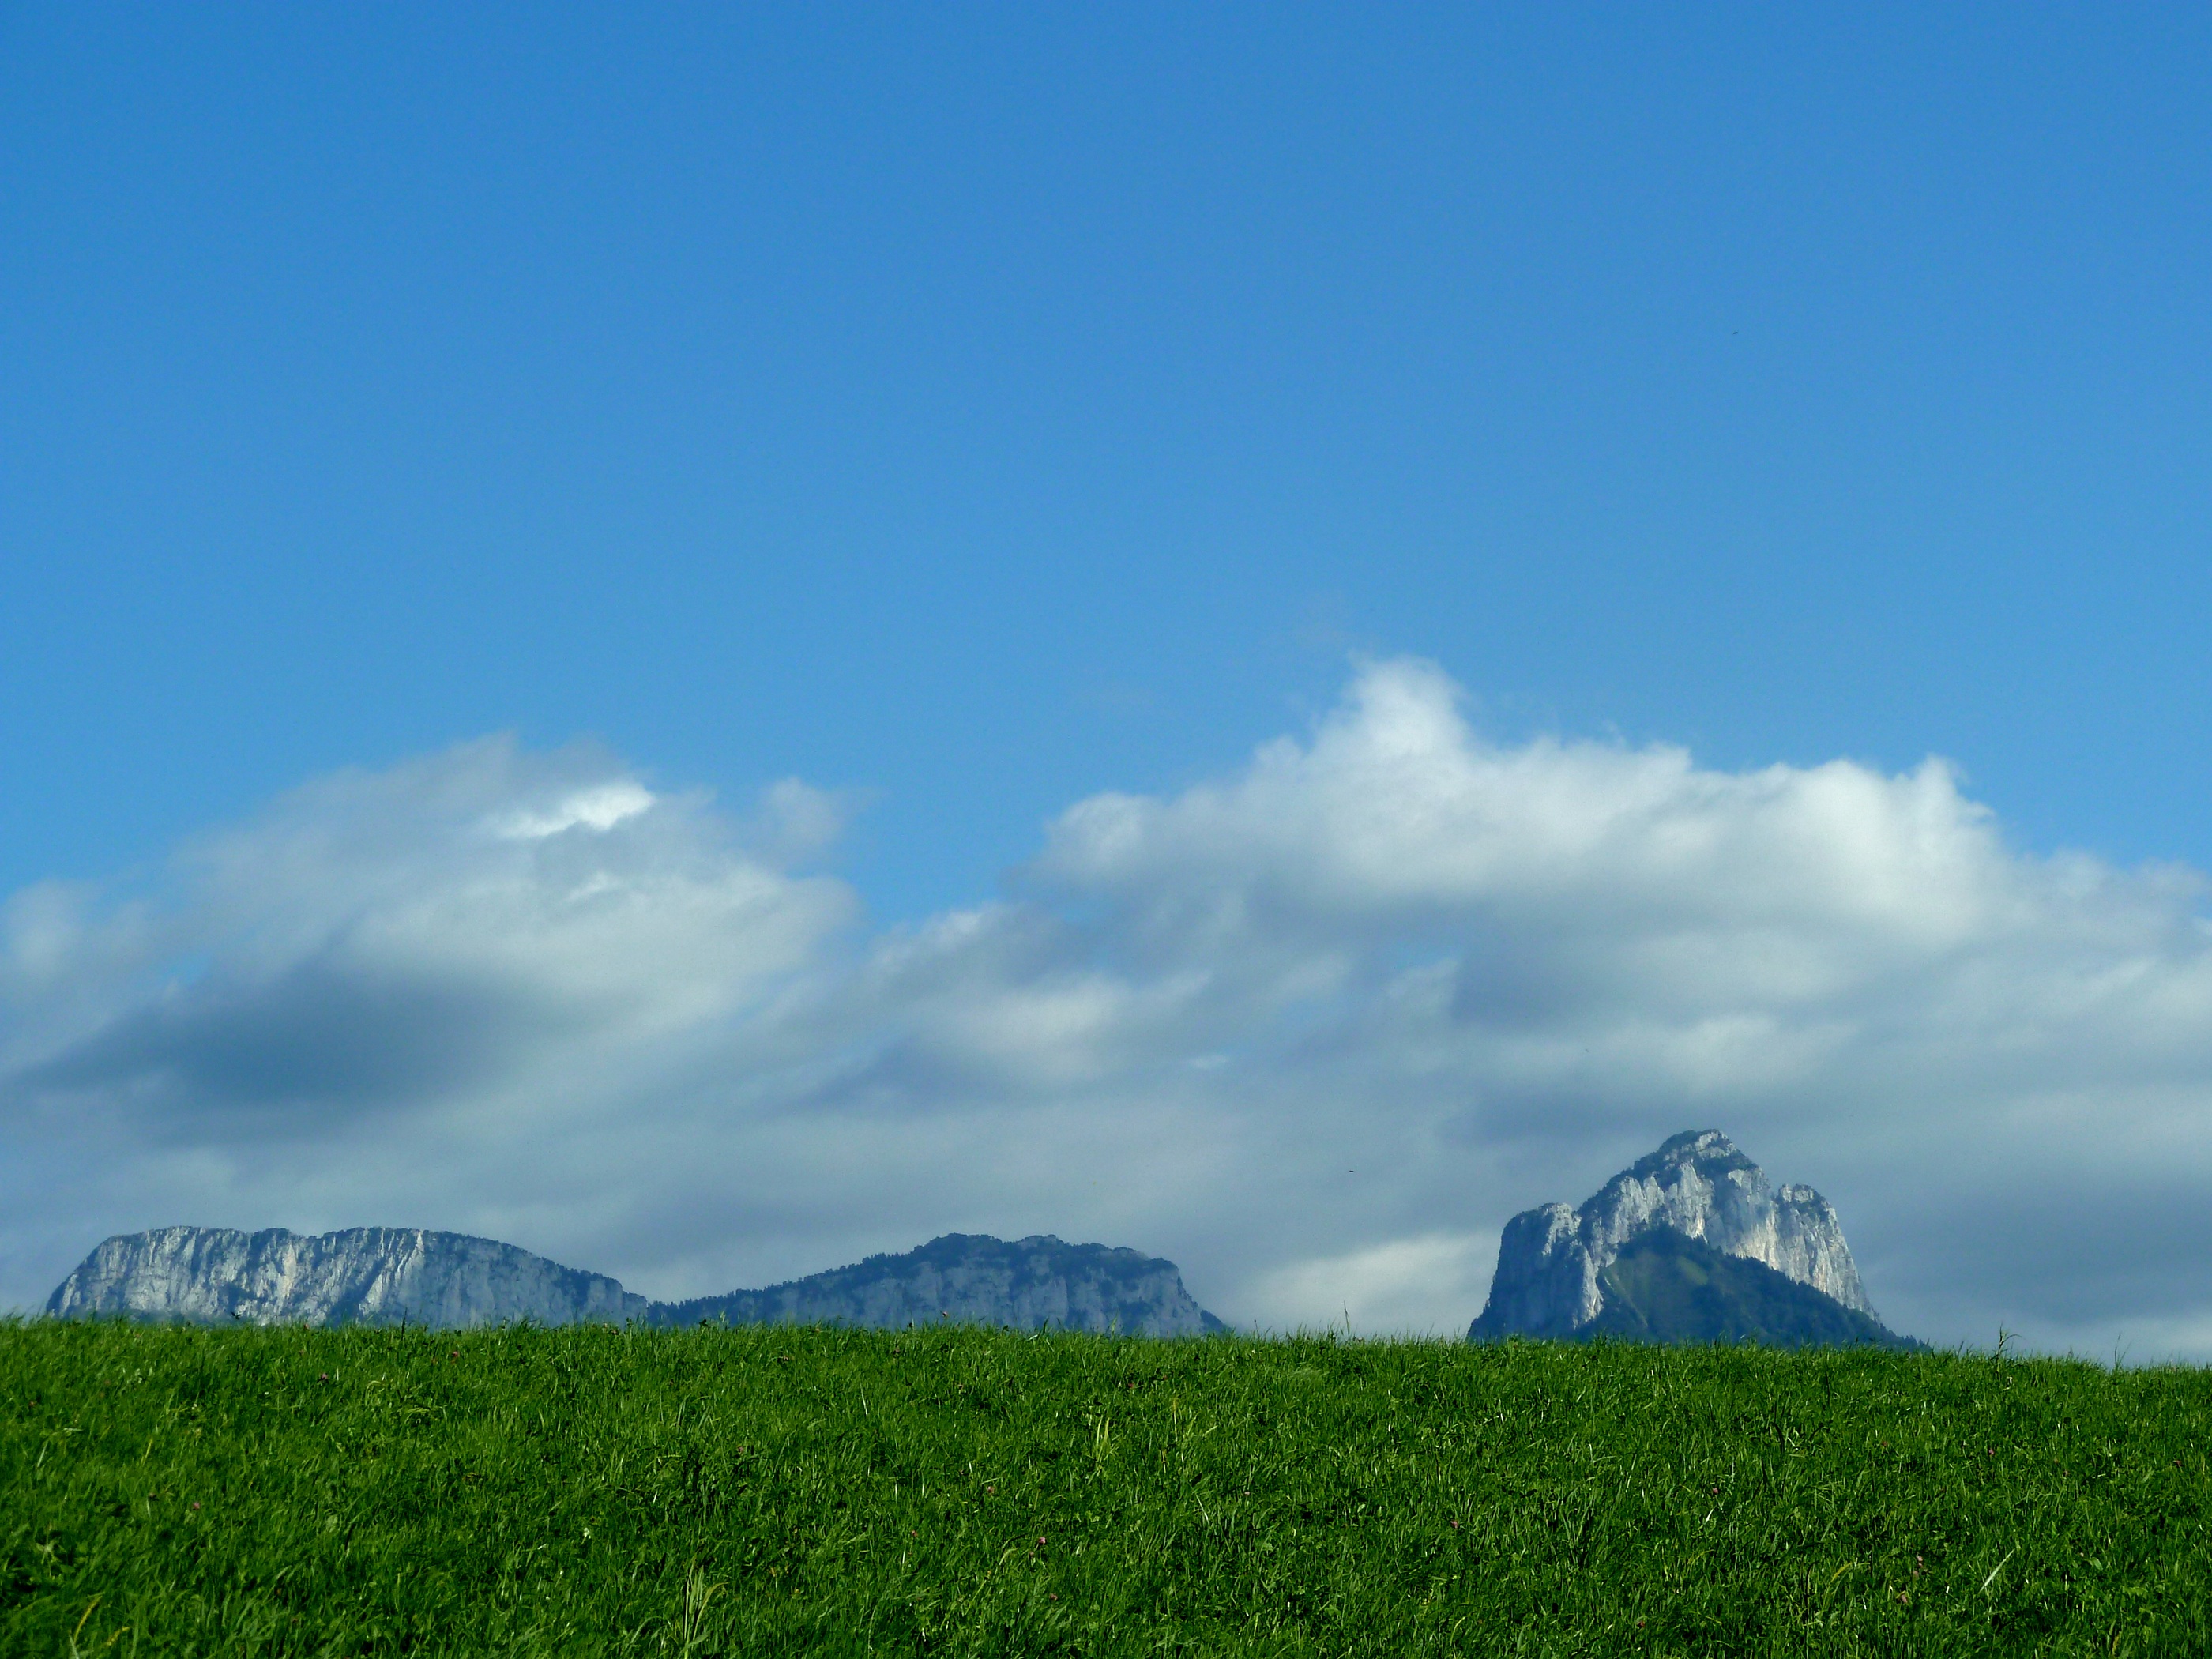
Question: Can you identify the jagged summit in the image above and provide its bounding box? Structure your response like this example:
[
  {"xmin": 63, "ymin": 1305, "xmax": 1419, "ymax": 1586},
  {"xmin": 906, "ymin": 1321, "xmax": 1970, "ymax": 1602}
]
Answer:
[
  {"xmin": 1469, "ymin": 1130, "xmax": 1905, "ymax": 1346},
  {"xmin": 1632, "ymin": 1129, "xmax": 1755, "ymax": 1179},
  {"xmin": 45, "ymin": 1225, "xmax": 1226, "ymax": 1337}
]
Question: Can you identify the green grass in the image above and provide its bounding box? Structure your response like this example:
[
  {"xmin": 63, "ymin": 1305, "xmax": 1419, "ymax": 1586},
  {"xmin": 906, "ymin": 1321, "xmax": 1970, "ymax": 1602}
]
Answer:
[{"xmin": 5, "ymin": 1321, "xmax": 2209, "ymax": 1655}]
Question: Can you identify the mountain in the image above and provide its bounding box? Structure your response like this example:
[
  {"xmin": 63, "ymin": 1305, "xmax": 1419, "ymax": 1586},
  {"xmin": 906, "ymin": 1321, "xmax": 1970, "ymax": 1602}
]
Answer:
[
  {"xmin": 652, "ymin": 1233, "xmax": 1227, "ymax": 1337},
  {"xmin": 1576, "ymin": 1229, "xmax": 1920, "ymax": 1350},
  {"xmin": 1469, "ymin": 1130, "xmax": 1917, "ymax": 1348},
  {"xmin": 44, "ymin": 1226, "xmax": 648, "ymax": 1328},
  {"xmin": 46, "ymin": 1227, "xmax": 1226, "ymax": 1337}
]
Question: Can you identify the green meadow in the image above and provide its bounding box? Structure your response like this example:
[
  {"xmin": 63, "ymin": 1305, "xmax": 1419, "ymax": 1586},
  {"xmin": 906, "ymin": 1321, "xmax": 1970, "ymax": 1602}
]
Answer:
[{"xmin": 5, "ymin": 1319, "xmax": 2207, "ymax": 1655}]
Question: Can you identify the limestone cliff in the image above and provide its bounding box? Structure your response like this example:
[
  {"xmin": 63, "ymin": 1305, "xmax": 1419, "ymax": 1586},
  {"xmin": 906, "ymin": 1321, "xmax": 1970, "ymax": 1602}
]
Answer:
[
  {"xmin": 1469, "ymin": 1130, "xmax": 1883, "ymax": 1341},
  {"xmin": 651, "ymin": 1233, "xmax": 1228, "ymax": 1337},
  {"xmin": 44, "ymin": 1225, "xmax": 648, "ymax": 1327}
]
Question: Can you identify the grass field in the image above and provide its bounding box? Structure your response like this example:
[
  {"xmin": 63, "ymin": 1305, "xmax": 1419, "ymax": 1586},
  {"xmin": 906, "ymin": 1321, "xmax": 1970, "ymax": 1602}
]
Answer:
[{"xmin": 5, "ymin": 1319, "xmax": 2208, "ymax": 1655}]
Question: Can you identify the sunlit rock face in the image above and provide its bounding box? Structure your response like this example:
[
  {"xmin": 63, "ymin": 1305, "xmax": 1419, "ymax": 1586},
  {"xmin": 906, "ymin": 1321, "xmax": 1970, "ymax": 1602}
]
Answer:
[
  {"xmin": 1469, "ymin": 1130, "xmax": 1877, "ymax": 1341},
  {"xmin": 44, "ymin": 1226, "xmax": 648, "ymax": 1327},
  {"xmin": 653, "ymin": 1234, "xmax": 1229, "ymax": 1337},
  {"xmin": 47, "ymin": 1227, "xmax": 1228, "ymax": 1337}
]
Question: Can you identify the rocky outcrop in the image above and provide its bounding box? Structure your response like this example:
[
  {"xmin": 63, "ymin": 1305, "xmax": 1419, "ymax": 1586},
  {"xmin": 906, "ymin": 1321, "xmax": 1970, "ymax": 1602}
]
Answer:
[
  {"xmin": 652, "ymin": 1234, "xmax": 1229, "ymax": 1337},
  {"xmin": 1469, "ymin": 1130, "xmax": 1883, "ymax": 1341},
  {"xmin": 47, "ymin": 1226, "xmax": 1228, "ymax": 1336},
  {"xmin": 45, "ymin": 1226, "xmax": 648, "ymax": 1327}
]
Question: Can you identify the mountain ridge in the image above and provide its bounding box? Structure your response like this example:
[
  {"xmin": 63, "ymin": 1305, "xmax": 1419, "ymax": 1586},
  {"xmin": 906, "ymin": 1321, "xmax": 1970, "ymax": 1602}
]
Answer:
[
  {"xmin": 44, "ymin": 1226, "xmax": 1225, "ymax": 1337},
  {"xmin": 43, "ymin": 1226, "xmax": 649, "ymax": 1329},
  {"xmin": 652, "ymin": 1232, "xmax": 1227, "ymax": 1337}
]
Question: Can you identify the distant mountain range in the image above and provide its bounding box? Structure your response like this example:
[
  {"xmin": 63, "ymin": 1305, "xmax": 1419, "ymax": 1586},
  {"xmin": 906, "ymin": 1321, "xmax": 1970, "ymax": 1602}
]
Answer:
[
  {"xmin": 48, "ymin": 1128, "xmax": 1917, "ymax": 1349},
  {"xmin": 1469, "ymin": 1130, "xmax": 1921, "ymax": 1350},
  {"xmin": 44, "ymin": 1226, "xmax": 1226, "ymax": 1337}
]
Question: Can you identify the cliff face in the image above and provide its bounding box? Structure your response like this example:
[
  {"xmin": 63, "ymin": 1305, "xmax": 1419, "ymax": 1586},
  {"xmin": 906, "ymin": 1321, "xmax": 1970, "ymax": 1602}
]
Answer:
[
  {"xmin": 653, "ymin": 1234, "xmax": 1228, "ymax": 1337},
  {"xmin": 1469, "ymin": 1130, "xmax": 1880, "ymax": 1341},
  {"xmin": 46, "ymin": 1227, "xmax": 1228, "ymax": 1336},
  {"xmin": 44, "ymin": 1226, "xmax": 649, "ymax": 1327}
]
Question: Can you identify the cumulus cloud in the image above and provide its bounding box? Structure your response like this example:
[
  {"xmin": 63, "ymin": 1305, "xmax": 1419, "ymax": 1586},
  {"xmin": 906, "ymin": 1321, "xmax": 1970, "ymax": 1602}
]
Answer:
[{"xmin": 6, "ymin": 664, "xmax": 2212, "ymax": 1357}]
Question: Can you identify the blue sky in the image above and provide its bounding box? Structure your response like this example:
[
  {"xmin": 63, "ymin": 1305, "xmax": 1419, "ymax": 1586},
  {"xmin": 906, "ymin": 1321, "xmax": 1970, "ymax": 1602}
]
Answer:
[
  {"xmin": 10, "ymin": 5, "xmax": 2211, "ymax": 916},
  {"xmin": 6, "ymin": 8, "xmax": 2212, "ymax": 1349}
]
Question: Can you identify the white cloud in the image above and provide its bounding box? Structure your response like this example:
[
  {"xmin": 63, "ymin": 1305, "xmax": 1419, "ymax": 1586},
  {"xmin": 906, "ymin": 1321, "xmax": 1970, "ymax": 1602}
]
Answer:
[
  {"xmin": 6, "ymin": 663, "xmax": 2212, "ymax": 1358},
  {"xmin": 487, "ymin": 780, "xmax": 658, "ymax": 840},
  {"xmin": 1243, "ymin": 1233, "xmax": 1499, "ymax": 1337}
]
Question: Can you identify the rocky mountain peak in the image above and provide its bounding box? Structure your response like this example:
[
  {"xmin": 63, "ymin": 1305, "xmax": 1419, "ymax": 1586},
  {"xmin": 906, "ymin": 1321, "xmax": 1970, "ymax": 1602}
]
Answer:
[
  {"xmin": 1469, "ymin": 1130, "xmax": 1879, "ymax": 1341},
  {"xmin": 1635, "ymin": 1128, "xmax": 1754, "ymax": 1176}
]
